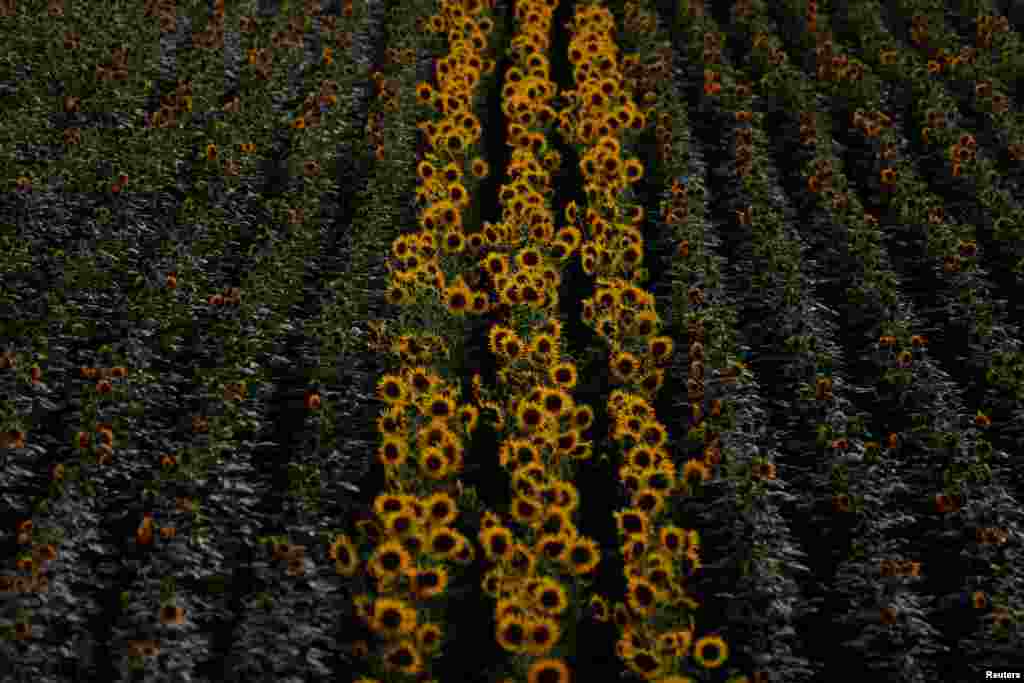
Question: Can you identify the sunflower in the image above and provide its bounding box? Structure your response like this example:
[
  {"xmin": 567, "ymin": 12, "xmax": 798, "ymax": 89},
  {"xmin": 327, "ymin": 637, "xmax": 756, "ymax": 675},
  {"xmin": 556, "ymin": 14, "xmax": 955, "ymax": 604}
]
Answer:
[
  {"xmin": 632, "ymin": 488, "xmax": 667, "ymax": 518},
  {"xmin": 535, "ymin": 533, "xmax": 571, "ymax": 564},
  {"xmin": 610, "ymin": 351, "xmax": 642, "ymax": 383},
  {"xmin": 508, "ymin": 542, "xmax": 537, "ymax": 576},
  {"xmin": 679, "ymin": 458, "xmax": 712, "ymax": 485},
  {"xmin": 528, "ymin": 576, "xmax": 569, "ymax": 617},
  {"xmin": 692, "ymin": 634, "xmax": 728, "ymax": 669},
  {"xmin": 626, "ymin": 575, "xmax": 660, "ymax": 618},
  {"xmin": 499, "ymin": 332, "xmax": 526, "ymax": 361},
  {"xmin": 515, "ymin": 246, "xmax": 544, "ymax": 270},
  {"xmin": 622, "ymin": 158, "xmax": 644, "ymax": 184},
  {"xmin": 421, "ymin": 393, "xmax": 455, "ymax": 421},
  {"xmin": 637, "ymin": 421, "xmax": 668, "ymax": 449},
  {"xmin": 510, "ymin": 495, "xmax": 544, "ymax": 526},
  {"xmin": 514, "ymin": 439, "xmax": 543, "ymax": 469},
  {"xmin": 372, "ymin": 597, "xmax": 418, "ymax": 637},
  {"xmin": 527, "ymin": 658, "xmax": 571, "ymax": 683},
  {"xmin": 441, "ymin": 227, "xmax": 466, "ymax": 254},
  {"xmin": 531, "ymin": 333, "xmax": 559, "ymax": 359},
  {"xmin": 625, "ymin": 647, "xmax": 665, "ymax": 679},
  {"xmin": 496, "ymin": 613, "xmax": 529, "ymax": 653},
  {"xmin": 419, "ymin": 446, "xmax": 452, "ymax": 480},
  {"xmin": 481, "ymin": 567, "xmax": 504, "ymax": 598},
  {"xmin": 382, "ymin": 639, "xmax": 423, "ymax": 675},
  {"xmin": 416, "ymin": 621, "xmax": 444, "ymax": 654},
  {"xmin": 554, "ymin": 430, "xmax": 580, "ymax": 456},
  {"xmin": 516, "ymin": 400, "xmax": 548, "ymax": 434},
  {"xmin": 373, "ymin": 493, "xmax": 408, "ymax": 519},
  {"xmin": 538, "ymin": 388, "xmax": 572, "ymax": 419},
  {"xmin": 552, "ymin": 480, "xmax": 580, "ymax": 512},
  {"xmin": 567, "ymin": 536, "xmax": 601, "ymax": 575},
  {"xmin": 416, "ymin": 82, "xmax": 434, "ymax": 104},
  {"xmin": 425, "ymin": 526, "xmax": 461, "ymax": 560},
  {"xmin": 471, "ymin": 156, "xmax": 490, "ymax": 178},
  {"xmin": 369, "ymin": 539, "xmax": 412, "ymax": 581},
  {"xmin": 480, "ymin": 525, "xmax": 516, "ymax": 563},
  {"xmin": 483, "ymin": 253, "xmax": 510, "ymax": 279},
  {"xmin": 572, "ymin": 405, "xmax": 595, "ymax": 431},
  {"xmin": 614, "ymin": 508, "xmax": 650, "ymax": 538},
  {"xmin": 418, "ymin": 494, "xmax": 455, "ymax": 530},
  {"xmin": 647, "ymin": 336, "xmax": 674, "ymax": 363},
  {"xmin": 376, "ymin": 435, "xmax": 410, "ymax": 467},
  {"xmin": 381, "ymin": 504, "xmax": 419, "ymax": 537},
  {"xmin": 588, "ymin": 594, "xmax": 611, "ymax": 622},
  {"xmin": 524, "ymin": 615, "xmax": 562, "ymax": 656},
  {"xmin": 456, "ymin": 404, "xmax": 479, "ymax": 433},
  {"xmin": 417, "ymin": 418, "xmax": 454, "ymax": 451},
  {"xmin": 377, "ymin": 374, "xmax": 408, "ymax": 405},
  {"xmin": 409, "ymin": 566, "xmax": 448, "ymax": 600}
]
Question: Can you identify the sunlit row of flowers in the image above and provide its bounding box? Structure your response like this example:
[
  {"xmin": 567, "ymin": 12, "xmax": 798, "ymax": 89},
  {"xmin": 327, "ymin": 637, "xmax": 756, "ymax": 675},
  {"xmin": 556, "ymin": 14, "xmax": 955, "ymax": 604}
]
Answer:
[
  {"xmin": 467, "ymin": 2, "xmax": 595, "ymax": 683},
  {"xmin": 340, "ymin": 0, "xmax": 509, "ymax": 679},
  {"xmin": 563, "ymin": 3, "xmax": 732, "ymax": 680}
]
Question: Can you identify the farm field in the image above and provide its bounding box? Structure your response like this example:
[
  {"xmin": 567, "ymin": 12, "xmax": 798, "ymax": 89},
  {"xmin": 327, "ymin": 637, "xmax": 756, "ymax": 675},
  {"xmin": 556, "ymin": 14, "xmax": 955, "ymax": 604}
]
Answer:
[{"xmin": 2, "ymin": 0, "xmax": 1024, "ymax": 681}]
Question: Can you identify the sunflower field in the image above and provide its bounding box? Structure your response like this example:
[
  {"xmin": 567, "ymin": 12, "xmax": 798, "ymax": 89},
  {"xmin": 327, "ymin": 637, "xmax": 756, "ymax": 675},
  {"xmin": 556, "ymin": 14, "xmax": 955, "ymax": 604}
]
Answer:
[{"xmin": 2, "ymin": 0, "xmax": 1024, "ymax": 681}]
